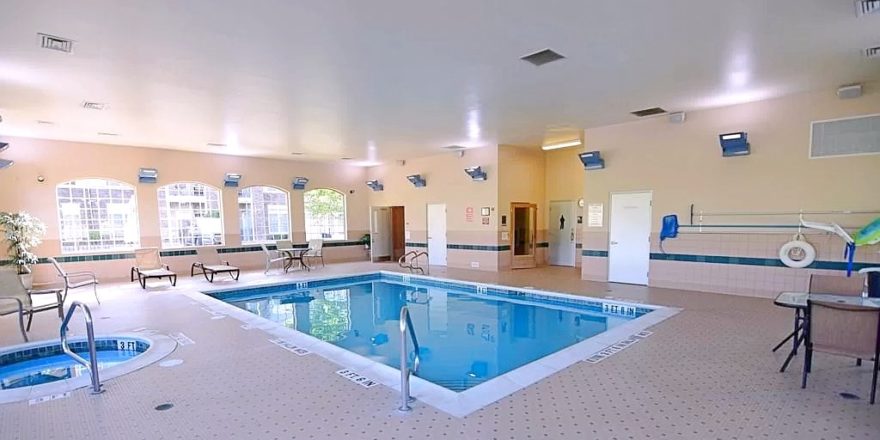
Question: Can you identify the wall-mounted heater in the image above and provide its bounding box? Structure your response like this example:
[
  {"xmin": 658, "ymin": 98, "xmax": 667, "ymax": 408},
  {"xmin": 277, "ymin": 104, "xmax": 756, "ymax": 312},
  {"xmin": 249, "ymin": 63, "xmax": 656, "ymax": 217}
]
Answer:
[
  {"xmin": 578, "ymin": 151, "xmax": 605, "ymax": 170},
  {"xmin": 719, "ymin": 132, "xmax": 750, "ymax": 157},
  {"xmin": 224, "ymin": 173, "xmax": 242, "ymax": 187},
  {"xmin": 464, "ymin": 166, "xmax": 487, "ymax": 181},
  {"xmin": 138, "ymin": 168, "xmax": 158, "ymax": 183},
  {"xmin": 0, "ymin": 159, "xmax": 13, "ymax": 170},
  {"xmin": 406, "ymin": 174, "xmax": 426, "ymax": 188},
  {"xmin": 366, "ymin": 180, "xmax": 384, "ymax": 191},
  {"xmin": 0, "ymin": 142, "xmax": 8, "ymax": 153},
  {"xmin": 292, "ymin": 177, "xmax": 309, "ymax": 190}
]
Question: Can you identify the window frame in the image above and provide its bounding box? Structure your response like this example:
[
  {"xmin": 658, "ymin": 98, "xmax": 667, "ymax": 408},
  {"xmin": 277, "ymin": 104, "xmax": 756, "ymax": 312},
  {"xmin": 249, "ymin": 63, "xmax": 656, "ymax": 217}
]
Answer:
[
  {"xmin": 55, "ymin": 177, "xmax": 141, "ymax": 254},
  {"xmin": 237, "ymin": 185, "xmax": 292, "ymax": 245},
  {"xmin": 303, "ymin": 187, "xmax": 348, "ymax": 242},
  {"xmin": 156, "ymin": 181, "xmax": 225, "ymax": 249}
]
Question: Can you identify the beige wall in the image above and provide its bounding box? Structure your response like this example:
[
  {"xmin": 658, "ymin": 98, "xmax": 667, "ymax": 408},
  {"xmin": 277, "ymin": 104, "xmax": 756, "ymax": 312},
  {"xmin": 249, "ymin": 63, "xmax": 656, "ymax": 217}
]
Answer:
[
  {"xmin": 0, "ymin": 136, "xmax": 371, "ymax": 280},
  {"xmin": 544, "ymin": 147, "xmax": 587, "ymax": 267},
  {"xmin": 497, "ymin": 145, "xmax": 547, "ymax": 268},
  {"xmin": 577, "ymin": 87, "xmax": 880, "ymax": 296},
  {"xmin": 367, "ymin": 146, "xmax": 500, "ymax": 270}
]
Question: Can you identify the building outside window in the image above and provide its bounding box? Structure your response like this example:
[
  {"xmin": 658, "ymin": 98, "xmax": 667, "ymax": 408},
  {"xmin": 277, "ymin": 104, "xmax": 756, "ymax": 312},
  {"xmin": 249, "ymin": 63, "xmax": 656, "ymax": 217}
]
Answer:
[
  {"xmin": 56, "ymin": 178, "xmax": 140, "ymax": 253},
  {"xmin": 157, "ymin": 182, "xmax": 223, "ymax": 248},
  {"xmin": 238, "ymin": 186, "xmax": 290, "ymax": 243}
]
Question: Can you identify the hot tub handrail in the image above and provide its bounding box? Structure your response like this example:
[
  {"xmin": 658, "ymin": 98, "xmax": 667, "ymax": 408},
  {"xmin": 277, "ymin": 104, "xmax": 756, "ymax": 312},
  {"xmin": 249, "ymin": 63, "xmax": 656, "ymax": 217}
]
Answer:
[
  {"xmin": 60, "ymin": 301, "xmax": 104, "ymax": 394},
  {"xmin": 398, "ymin": 306, "xmax": 421, "ymax": 411}
]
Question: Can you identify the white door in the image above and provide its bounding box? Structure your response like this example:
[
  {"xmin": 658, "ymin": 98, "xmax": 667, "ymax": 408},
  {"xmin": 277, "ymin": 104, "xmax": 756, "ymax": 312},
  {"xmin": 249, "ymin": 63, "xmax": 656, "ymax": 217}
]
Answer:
[
  {"xmin": 548, "ymin": 200, "xmax": 576, "ymax": 266},
  {"xmin": 370, "ymin": 207, "xmax": 391, "ymax": 261},
  {"xmin": 427, "ymin": 204, "xmax": 447, "ymax": 266},
  {"xmin": 608, "ymin": 192, "xmax": 652, "ymax": 285}
]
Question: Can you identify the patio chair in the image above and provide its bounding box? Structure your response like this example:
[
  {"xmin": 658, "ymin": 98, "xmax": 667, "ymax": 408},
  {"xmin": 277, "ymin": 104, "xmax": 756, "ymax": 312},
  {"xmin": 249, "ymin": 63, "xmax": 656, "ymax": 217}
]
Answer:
[
  {"xmin": 0, "ymin": 267, "xmax": 64, "ymax": 342},
  {"xmin": 802, "ymin": 300, "xmax": 880, "ymax": 404},
  {"xmin": 130, "ymin": 247, "xmax": 177, "ymax": 289},
  {"xmin": 191, "ymin": 247, "xmax": 240, "ymax": 282},
  {"xmin": 809, "ymin": 274, "xmax": 865, "ymax": 296},
  {"xmin": 47, "ymin": 257, "xmax": 100, "ymax": 305},
  {"xmin": 261, "ymin": 243, "xmax": 288, "ymax": 274},
  {"xmin": 304, "ymin": 239, "xmax": 325, "ymax": 268}
]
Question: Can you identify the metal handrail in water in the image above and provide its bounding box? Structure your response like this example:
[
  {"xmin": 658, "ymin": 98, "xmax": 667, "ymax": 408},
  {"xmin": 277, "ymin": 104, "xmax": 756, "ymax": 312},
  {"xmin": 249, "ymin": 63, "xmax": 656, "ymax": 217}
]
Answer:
[
  {"xmin": 398, "ymin": 251, "xmax": 429, "ymax": 274},
  {"xmin": 60, "ymin": 301, "xmax": 104, "ymax": 394},
  {"xmin": 398, "ymin": 250, "xmax": 418, "ymax": 268},
  {"xmin": 398, "ymin": 306, "xmax": 421, "ymax": 411}
]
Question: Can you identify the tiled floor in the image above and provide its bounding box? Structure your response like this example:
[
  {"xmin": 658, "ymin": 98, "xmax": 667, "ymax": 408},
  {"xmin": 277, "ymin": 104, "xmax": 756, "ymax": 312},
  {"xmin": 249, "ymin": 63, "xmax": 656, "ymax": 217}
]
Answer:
[{"xmin": 1, "ymin": 262, "xmax": 878, "ymax": 440}]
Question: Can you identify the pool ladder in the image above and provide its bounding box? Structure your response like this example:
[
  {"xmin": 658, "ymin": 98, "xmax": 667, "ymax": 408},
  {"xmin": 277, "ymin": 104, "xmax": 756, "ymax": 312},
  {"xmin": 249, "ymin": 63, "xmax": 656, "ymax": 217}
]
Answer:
[
  {"xmin": 398, "ymin": 306, "xmax": 421, "ymax": 411},
  {"xmin": 60, "ymin": 301, "xmax": 104, "ymax": 394},
  {"xmin": 398, "ymin": 251, "xmax": 428, "ymax": 274}
]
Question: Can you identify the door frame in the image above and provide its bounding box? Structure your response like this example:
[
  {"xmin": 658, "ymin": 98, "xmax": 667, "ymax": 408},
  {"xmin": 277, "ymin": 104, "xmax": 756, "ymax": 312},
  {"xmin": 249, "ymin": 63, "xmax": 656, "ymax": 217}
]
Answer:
[
  {"xmin": 426, "ymin": 203, "xmax": 447, "ymax": 266},
  {"xmin": 548, "ymin": 200, "xmax": 577, "ymax": 267},
  {"xmin": 510, "ymin": 202, "xmax": 538, "ymax": 269},
  {"xmin": 607, "ymin": 190, "xmax": 653, "ymax": 285}
]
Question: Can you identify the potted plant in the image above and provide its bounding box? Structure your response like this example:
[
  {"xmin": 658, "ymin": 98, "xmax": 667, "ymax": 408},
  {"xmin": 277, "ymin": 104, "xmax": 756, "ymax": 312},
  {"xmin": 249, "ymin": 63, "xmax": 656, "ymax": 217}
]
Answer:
[
  {"xmin": 0, "ymin": 211, "xmax": 47, "ymax": 289},
  {"xmin": 361, "ymin": 233, "xmax": 371, "ymax": 250}
]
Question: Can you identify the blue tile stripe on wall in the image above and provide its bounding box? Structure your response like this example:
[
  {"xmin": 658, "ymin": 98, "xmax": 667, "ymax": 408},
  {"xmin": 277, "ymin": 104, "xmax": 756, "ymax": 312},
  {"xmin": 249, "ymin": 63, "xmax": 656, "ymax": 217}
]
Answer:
[
  {"xmin": 579, "ymin": 249, "xmax": 875, "ymax": 272},
  {"xmin": 406, "ymin": 242, "xmax": 511, "ymax": 251}
]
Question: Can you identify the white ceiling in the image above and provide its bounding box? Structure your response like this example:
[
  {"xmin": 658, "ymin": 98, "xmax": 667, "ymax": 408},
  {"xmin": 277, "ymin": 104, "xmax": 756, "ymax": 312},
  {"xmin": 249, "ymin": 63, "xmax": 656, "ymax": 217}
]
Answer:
[{"xmin": 0, "ymin": 0, "xmax": 877, "ymax": 164}]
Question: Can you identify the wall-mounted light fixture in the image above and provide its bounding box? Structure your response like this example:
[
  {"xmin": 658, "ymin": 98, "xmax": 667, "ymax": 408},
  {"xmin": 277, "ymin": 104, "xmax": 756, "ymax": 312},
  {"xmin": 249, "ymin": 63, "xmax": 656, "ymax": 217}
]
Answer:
[
  {"xmin": 138, "ymin": 168, "xmax": 158, "ymax": 183},
  {"xmin": 0, "ymin": 159, "xmax": 13, "ymax": 170},
  {"xmin": 366, "ymin": 180, "xmax": 384, "ymax": 191},
  {"xmin": 292, "ymin": 177, "xmax": 309, "ymax": 190},
  {"xmin": 719, "ymin": 132, "xmax": 750, "ymax": 157},
  {"xmin": 541, "ymin": 139, "xmax": 582, "ymax": 151},
  {"xmin": 464, "ymin": 166, "xmax": 487, "ymax": 181},
  {"xmin": 406, "ymin": 174, "xmax": 426, "ymax": 188},
  {"xmin": 0, "ymin": 142, "xmax": 8, "ymax": 153},
  {"xmin": 578, "ymin": 151, "xmax": 605, "ymax": 170},
  {"xmin": 224, "ymin": 173, "xmax": 242, "ymax": 187}
]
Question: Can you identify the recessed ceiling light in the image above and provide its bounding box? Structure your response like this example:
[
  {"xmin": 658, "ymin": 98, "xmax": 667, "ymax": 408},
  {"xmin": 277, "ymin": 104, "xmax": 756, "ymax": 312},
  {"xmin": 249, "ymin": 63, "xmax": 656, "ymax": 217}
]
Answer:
[
  {"xmin": 206, "ymin": 142, "xmax": 227, "ymax": 147},
  {"xmin": 97, "ymin": 132, "xmax": 119, "ymax": 136},
  {"xmin": 520, "ymin": 49, "xmax": 566, "ymax": 66},
  {"xmin": 81, "ymin": 101, "xmax": 107, "ymax": 110},
  {"xmin": 542, "ymin": 140, "xmax": 582, "ymax": 151},
  {"xmin": 630, "ymin": 107, "xmax": 667, "ymax": 117},
  {"xmin": 290, "ymin": 152, "xmax": 304, "ymax": 156},
  {"xmin": 38, "ymin": 33, "xmax": 74, "ymax": 53},
  {"xmin": 340, "ymin": 157, "xmax": 353, "ymax": 160}
]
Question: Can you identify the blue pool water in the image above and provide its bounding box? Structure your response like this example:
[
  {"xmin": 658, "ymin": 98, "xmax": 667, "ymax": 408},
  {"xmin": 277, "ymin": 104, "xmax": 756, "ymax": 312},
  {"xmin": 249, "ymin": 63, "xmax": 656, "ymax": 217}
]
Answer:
[
  {"xmin": 213, "ymin": 274, "xmax": 649, "ymax": 391},
  {"xmin": 0, "ymin": 341, "xmax": 147, "ymax": 390}
]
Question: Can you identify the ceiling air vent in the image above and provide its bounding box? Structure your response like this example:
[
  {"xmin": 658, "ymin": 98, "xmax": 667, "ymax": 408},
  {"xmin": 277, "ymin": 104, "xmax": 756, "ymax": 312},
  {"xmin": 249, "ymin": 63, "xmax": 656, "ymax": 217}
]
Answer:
[
  {"xmin": 442, "ymin": 145, "xmax": 466, "ymax": 151},
  {"xmin": 630, "ymin": 107, "xmax": 667, "ymax": 117},
  {"xmin": 867, "ymin": 46, "xmax": 880, "ymax": 58},
  {"xmin": 856, "ymin": 1, "xmax": 880, "ymax": 16},
  {"xmin": 38, "ymin": 33, "xmax": 74, "ymax": 53},
  {"xmin": 81, "ymin": 101, "xmax": 107, "ymax": 110},
  {"xmin": 520, "ymin": 49, "xmax": 566, "ymax": 66},
  {"xmin": 810, "ymin": 114, "xmax": 880, "ymax": 158}
]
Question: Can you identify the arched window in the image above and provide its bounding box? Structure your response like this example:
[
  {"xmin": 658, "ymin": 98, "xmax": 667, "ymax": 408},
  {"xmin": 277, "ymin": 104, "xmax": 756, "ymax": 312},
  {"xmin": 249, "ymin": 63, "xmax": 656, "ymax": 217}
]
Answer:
[
  {"xmin": 157, "ymin": 182, "xmax": 223, "ymax": 248},
  {"xmin": 56, "ymin": 178, "xmax": 140, "ymax": 253},
  {"xmin": 303, "ymin": 188, "xmax": 346, "ymax": 240},
  {"xmin": 238, "ymin": 186, "xmax": 290, "ymax": 244}
]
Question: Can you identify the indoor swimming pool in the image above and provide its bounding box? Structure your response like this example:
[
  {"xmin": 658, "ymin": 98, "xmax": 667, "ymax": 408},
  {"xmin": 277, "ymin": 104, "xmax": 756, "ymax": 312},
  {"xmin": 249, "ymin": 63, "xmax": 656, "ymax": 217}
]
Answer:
[{"xmin": 208, "ymin": 272, "xmax": 655, "ymax": 391}]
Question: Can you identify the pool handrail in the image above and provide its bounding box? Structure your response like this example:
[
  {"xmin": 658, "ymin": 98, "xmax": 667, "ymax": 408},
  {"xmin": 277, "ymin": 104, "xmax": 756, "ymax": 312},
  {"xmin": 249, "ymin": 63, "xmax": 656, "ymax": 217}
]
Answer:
[
  {"xmin": 60, "ymin": 301, "xmax": 104, "ymax": 394},
  {"xmin": 398, "ymin": 306, "xmax": 421, "ymax": 411}
]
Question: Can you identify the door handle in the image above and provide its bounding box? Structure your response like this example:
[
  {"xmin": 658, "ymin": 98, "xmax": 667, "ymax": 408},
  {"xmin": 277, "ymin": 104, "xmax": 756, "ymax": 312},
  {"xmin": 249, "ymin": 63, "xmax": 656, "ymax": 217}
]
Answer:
[{"xmin": 610, "ymin": 241, "xmax": 619, "ymax": 245}]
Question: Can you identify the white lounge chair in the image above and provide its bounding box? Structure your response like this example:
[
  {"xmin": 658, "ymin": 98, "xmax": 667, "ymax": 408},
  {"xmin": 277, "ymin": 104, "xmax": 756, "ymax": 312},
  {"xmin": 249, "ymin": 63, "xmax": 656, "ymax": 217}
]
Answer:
[
  {"xmin": 0, "ymin": 267, "xmax": 64, "ymax": 341},
  {"xmin": 47, "ymin": 256, "xmax": 100, "ymax": 304},
  {"xmin": 304, "ymin": 239, "xmax": 325, "ymax": 268},
  {"xmin": 191, "ymin": 247, "xmax": 240, "ymax": 282},
  {"xmin": 131, "ymin": 248, "xmax": 177, "ymax": 289}
]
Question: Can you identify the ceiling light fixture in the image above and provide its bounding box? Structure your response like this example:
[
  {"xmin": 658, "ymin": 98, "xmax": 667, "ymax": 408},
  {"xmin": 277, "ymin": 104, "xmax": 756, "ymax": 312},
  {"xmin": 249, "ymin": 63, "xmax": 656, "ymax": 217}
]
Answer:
[
  {"xmin": 0, "ymin": 159, "xmax": 13, "ymax": 170},
  {"xmin": 541, "ymin": 139, "xmax": 582, "ymax": 151}
]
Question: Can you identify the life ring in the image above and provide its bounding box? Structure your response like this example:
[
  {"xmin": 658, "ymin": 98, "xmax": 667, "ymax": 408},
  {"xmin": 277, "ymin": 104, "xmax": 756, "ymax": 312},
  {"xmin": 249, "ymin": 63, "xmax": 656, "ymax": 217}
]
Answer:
[{"xmin": 779, "ymin": 240, "xmax": 816, "ymax": 268}]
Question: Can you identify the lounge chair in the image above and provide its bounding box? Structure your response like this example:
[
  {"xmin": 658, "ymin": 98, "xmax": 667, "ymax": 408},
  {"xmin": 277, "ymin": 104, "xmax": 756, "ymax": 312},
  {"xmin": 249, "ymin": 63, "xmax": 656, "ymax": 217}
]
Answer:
[
  {"xmin": 191, "ymin": 247, "xmax": 240, "ymax": 282},
  {"xmin": 261, "ymin": 243, "xmax": 288, "ymax": 274},
  {"xmin": 304, "ymin": 239, "xmax": 325, "ymax": 268},
  {"xmin": 802, "ymin": 299, "xmax": 880, "ymax": 404},
  {"xmin": 131, "ymin": 248, "xmax": 177, "ymax": 289},
  {"xmin": 47, "ymin": 257, "xmax": 100, "ymax": 304},
  {"xmin": 0, "ymin": 267, "xmax": 64, "ymax": 341}
]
